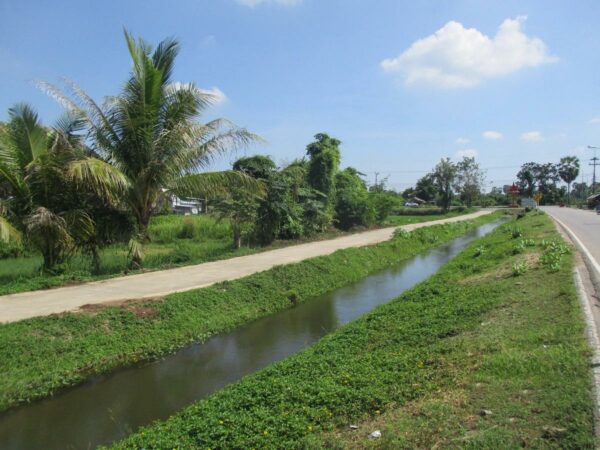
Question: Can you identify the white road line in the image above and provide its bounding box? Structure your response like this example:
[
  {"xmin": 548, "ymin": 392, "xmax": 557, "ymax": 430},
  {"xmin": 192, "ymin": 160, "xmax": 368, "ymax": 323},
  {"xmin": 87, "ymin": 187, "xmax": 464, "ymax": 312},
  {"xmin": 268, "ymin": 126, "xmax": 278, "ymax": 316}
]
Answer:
[
  {"xmin": 549, "ymin": 214, "xmax": 600, "ymax": 277},
  {"xmin": 574, "ymin": 268, "xmax": 600, "ymax": 435}
]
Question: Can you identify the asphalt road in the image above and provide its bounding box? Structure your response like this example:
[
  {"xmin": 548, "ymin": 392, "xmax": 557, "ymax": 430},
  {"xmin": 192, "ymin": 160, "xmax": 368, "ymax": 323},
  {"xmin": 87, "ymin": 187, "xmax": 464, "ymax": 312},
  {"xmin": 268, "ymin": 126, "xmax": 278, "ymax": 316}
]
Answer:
[
  {"xmin": 543, "ymin": 206, "xmax": 600, "ymax": 274},
  {"xmin": 0, "ymin": 209, "xmax": 496, "ymax": 323}
]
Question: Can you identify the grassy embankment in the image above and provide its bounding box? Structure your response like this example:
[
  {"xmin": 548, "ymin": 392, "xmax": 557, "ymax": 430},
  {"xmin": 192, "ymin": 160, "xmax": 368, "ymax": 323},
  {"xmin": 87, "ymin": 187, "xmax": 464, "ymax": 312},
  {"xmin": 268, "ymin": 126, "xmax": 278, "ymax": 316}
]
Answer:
[
  {"xmin": 0, "ymin": 211, "xmax": 498, "ymax": 412},
  {"xmin": 0, "ymin": 209, "xmax": 478, "ymax": 296},
  {"xmin": 111, "ymin": 211, "xmax": 596, "ymax": 449}
]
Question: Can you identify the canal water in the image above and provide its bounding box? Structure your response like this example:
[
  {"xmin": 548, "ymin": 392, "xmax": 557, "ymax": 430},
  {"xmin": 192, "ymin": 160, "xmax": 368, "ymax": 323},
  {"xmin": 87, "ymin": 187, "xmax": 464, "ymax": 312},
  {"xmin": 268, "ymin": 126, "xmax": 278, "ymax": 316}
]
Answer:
[{"xmin": 0, "ymin": 219, "xmax": 503, "ymax": 449}]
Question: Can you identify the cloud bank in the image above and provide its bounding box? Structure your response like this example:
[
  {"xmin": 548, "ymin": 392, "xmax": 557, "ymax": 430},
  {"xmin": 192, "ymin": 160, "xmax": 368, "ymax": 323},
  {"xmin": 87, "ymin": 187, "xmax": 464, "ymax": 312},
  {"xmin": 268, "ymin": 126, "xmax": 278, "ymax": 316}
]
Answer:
[{"xmin": 381, "ymin": 16, "xmax": 557, "ymax": 88}]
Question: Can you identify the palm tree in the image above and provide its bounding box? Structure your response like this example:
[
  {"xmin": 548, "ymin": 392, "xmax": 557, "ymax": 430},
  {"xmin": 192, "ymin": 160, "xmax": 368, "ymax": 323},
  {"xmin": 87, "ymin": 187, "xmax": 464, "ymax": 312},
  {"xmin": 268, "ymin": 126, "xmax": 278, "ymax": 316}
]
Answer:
[
  {"xmin": 558, "ymin": 156, "xmax": 580, "ymax": 205},
  {"xmin": 0, "ymin": 104, "xmax": 128, "ymax": 270},
  {"xmin": 41, "ymin": 31, "xmax": 261, "ymax": 266}
]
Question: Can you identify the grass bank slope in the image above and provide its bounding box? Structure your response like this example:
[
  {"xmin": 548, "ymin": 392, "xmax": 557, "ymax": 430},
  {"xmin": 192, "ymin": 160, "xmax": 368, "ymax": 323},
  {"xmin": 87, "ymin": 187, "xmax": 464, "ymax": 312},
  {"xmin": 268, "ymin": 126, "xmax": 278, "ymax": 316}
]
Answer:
[
  {"xmin": 112, "ymin": 211, "xmax": 595, "ymax": 449},
  {"xmin": 0, "ymin": 213, "xmax": 499, "ymax": 412}
]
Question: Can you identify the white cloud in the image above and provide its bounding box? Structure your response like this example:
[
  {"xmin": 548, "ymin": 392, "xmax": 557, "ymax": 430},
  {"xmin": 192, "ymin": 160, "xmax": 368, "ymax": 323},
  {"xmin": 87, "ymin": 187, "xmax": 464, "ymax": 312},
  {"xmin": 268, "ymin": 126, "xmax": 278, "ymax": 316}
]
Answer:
[
  {"xmin": 381, "ymin": 16, "xmax": 557, "ymax": 88},
  {"xmin": 455, "ymin": 137, "xmax": 469, "ymax": 145},
  {"xmin": 236, "ymin": 0, "xmax": 302, "ymax": 6},
  {"xmin": 589, "ymin": 116, "xmax": 600, "ymax": 124},
  {"xmin": 200, "ymin": 87, "xmax": 227, "ymax": 105},
  {"xmin": 455, "ymin": 149, "xmax": 478, "ymax": 159},
  {"xmin": 482, "ymin": 131, "xmax": 503, "ymax": 140},
  {"xmin": 521, "ymin": 131, "xmax": 544, "ymax": 142}
]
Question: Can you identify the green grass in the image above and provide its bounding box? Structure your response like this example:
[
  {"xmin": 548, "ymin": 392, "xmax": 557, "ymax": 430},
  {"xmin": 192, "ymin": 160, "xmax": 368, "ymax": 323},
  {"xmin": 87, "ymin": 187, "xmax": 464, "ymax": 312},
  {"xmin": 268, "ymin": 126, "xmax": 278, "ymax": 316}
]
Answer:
[
  {"xmin": 0, "ymin": 209, "xmax": 480, "ymax": 295},
  {"xmin": 0, "ymin": 213, "xmax": 501, "ymax": 412},
  {"xmin": 384, "ymin": 207, "xmax": 478, "ymax": 226},
  {"xmin": 110, "ymin": 211, "xmax": 595, "ymax": 449}
]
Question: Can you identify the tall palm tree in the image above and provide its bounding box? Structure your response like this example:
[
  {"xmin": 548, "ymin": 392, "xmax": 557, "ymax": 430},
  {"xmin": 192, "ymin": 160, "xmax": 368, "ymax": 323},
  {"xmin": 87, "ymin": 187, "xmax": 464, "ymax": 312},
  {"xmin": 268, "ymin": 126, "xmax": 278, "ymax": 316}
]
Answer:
[
  {"xmin": 40, "ymin": 31, "xmax": 261, "ymax": 266},
  {"xmin": 0, "ymin": 104, "xmax": 128, "ymax": 270},
  {"xmin": 558, "ymin": 156, "xmax": 580, "ymax": 204}
]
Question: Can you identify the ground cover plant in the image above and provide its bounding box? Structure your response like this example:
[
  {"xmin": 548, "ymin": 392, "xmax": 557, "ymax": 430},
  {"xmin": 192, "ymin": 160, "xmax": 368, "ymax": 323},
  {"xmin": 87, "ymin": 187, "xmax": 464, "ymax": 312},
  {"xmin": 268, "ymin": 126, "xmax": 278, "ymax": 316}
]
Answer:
[
  {"xmin": 110, "ymin": 211, "xmax": 595, "ymax": 449},
  {"xmin": 0, "ymin": 212, "xmax": 501, "ymax": 412},
  {"xmin": 0, "ymin": 208, "xmax": 480, "ymax": 296}
]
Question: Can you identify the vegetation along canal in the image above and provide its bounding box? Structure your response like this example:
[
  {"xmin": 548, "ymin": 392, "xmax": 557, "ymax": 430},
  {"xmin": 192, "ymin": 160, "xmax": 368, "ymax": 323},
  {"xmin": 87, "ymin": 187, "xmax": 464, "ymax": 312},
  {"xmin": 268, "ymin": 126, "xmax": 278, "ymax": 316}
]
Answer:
[{"xmin": 0, "ymin": 219, "xmax": 504, "ymax": 449}]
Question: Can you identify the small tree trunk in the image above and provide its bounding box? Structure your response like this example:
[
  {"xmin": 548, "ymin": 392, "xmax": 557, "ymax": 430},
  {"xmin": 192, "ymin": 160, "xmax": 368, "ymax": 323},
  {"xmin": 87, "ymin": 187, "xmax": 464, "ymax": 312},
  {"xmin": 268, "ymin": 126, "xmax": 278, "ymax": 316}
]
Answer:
[{"xmin": 233, "ymin": 225, "xmax": 242, "ymax": 249}]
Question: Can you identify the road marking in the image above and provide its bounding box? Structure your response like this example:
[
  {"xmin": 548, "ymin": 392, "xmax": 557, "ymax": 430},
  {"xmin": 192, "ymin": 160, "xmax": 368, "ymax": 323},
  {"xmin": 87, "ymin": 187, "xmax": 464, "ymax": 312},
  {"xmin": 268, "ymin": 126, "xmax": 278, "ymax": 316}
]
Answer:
[
  {"xmin": 574, "ymin": 268, "xmax": 600, "ymax": 436},
  {"xmin": 549, "ymin": 214, "xmax": 600, "ymax": 277}
]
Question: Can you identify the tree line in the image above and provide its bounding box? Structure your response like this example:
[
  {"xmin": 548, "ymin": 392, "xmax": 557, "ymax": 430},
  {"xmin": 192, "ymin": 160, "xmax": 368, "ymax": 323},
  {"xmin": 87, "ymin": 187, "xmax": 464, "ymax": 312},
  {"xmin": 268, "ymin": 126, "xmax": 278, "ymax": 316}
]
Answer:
[
  {"xmin": 401, "ymin": 157, "xmax": 486, "ymax": 210},
  {"xmin": 515, "ymin": 156, "xmax": 583, "ymax": 205}
]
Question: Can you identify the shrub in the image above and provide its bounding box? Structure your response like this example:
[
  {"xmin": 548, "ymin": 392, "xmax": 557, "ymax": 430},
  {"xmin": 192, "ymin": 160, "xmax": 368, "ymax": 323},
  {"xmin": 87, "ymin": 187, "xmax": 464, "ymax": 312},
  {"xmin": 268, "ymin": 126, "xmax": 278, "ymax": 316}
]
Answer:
[{"xmin": 177, "ymin": 217, "xmax": 196, "ymax": 239}]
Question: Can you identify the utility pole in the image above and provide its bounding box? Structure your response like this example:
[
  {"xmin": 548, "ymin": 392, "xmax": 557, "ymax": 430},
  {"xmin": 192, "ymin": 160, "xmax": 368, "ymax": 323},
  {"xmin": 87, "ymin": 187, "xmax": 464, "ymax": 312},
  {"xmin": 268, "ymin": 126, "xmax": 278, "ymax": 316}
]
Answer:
[{"xmin": 588, "ymin": 146, "xmax": 600, "ymax": 192}]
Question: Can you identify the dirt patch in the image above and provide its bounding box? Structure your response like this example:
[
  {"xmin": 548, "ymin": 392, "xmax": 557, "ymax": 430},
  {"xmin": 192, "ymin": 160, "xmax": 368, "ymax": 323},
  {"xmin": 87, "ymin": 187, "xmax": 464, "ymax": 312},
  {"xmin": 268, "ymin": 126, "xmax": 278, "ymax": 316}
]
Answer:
[{"xmin": 78, "ymin": 296, "xmax": 164, "ymax": 318}]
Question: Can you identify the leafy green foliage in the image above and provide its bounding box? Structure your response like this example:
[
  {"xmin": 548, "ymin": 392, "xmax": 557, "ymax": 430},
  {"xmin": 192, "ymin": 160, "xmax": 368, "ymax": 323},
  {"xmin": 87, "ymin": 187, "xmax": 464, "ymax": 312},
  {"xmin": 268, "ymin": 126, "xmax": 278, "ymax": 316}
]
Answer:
[{"xmin": 334, "ymin": 168, "xmax": 374, "ymax": 230}]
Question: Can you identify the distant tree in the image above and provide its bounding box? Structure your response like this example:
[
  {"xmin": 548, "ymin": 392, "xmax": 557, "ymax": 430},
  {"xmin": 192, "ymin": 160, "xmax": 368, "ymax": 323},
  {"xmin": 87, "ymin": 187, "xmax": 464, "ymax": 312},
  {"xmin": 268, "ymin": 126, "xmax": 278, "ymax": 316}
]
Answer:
[
  {"xmin": 233, "ymin": 155, "xmax": 277, "ymax": 180},
  {"xmin": 213, "ymin": 190, "xmax": 260, "ymax": 249},
  {"xmin": 516, "ymin": 162, "xmax": 538, "ymax": 197},
  {"xmin": 369, "ymin": 191, "xmax": 399, "ymax": 222},
  {"xmin": 433, "ymin": 158, "xmax": 457, "ymax": 212},
  {"xmin": 516, "ymin": 162, "xmax": 561, "ymax": 204},
  {"xmin": 414, "ymin": 173, "xmax": 437, "ymax": 202},
  {"xmin": 558, "ymin": 156, "xmax": 580, "ymax": 204},
  {"xmin": 454, "ymin": 157, "xmax": 485, "ymax": 207},
  {"xmin": 306, "ymin": 133, "xmax": 341, "ymax": 205},
  {"xmin": 401, "ymin": 187, "xmax": 415, "ymax": 200},
  {"xmin": 334, "ymin": 168, "xmax": 374, "ymax": 230},
  {"xmin": 572, "ymin": 182, "xmax": 589, "ymax": 201}
]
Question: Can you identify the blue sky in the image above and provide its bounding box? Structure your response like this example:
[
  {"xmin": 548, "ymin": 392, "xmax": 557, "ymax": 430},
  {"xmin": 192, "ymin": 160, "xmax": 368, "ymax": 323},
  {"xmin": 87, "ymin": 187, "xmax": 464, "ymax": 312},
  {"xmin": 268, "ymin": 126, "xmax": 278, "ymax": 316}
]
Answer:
[{"xmin": 1, "ymin": 0, "xmax": 600, "ymax": 191}]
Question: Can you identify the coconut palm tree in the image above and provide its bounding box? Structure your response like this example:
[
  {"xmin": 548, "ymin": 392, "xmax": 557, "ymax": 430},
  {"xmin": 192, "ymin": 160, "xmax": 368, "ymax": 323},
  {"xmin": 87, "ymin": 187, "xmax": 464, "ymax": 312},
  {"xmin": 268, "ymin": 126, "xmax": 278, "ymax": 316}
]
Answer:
[
  {"xmin": 41, "ymin": 31, "xmax": 261, "ymax": 266},
  {"xmin": 0, "ymin": 104, "xmax": 128, "ymax": 270}
]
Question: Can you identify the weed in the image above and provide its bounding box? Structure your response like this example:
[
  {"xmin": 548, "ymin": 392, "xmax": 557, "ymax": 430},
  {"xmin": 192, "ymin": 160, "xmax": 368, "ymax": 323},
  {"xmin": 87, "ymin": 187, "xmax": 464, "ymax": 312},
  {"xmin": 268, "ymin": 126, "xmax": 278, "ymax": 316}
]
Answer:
[{"xmin": 512, "ymin": 261, "xmax": 528, "ymax": 276}]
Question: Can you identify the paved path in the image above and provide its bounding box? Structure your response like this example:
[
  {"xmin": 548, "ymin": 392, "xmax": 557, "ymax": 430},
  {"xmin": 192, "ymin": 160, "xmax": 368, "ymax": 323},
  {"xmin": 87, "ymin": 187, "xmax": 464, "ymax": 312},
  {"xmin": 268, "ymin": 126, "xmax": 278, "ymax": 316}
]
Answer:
[
  {"xmin": 0, "ymin": 210, "xmax": 495, "ymax": 323},
  {"xmin": 543, "ymin": 206, "xmax": 600, "ymax": 276}
]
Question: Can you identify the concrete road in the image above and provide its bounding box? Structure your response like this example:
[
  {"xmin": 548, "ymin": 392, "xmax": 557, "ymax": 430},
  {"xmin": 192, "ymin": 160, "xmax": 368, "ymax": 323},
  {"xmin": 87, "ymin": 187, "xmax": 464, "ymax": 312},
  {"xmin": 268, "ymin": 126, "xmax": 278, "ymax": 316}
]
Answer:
[
  {"xmin": 543, "ymin": 206, "xmax": 600, "ymax": 275},
  {"xmin": 0, "ymin": 210, "xmax": 495, "ymax": 323}
]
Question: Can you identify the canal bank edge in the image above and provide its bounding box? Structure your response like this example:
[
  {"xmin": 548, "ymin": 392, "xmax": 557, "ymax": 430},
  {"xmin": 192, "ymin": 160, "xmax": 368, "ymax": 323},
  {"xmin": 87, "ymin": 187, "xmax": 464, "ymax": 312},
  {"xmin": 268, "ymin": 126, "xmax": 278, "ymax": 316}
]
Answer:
[{"xmin": 0, "ymin": 212, "xmax": 504, "ymax": 412}]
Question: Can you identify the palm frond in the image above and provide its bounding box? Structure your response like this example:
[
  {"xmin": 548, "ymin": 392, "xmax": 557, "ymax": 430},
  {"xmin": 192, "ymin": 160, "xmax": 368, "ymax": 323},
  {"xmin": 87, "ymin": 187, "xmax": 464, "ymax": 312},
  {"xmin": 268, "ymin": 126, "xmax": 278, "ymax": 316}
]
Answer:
[
  {"xmin": 0, "ymin": 216, "xmax": 22, "ymax": 244},
  {"xmin": 170, "ymin": 170, "xmax": 265, "ymax": 199},
  {"xmin": 67, "ymin": 158, "xmax": 129, "ymax": 204},
  {"xmin": 7, "ymin": 103, "xmax": 48, "ymax": 163}
]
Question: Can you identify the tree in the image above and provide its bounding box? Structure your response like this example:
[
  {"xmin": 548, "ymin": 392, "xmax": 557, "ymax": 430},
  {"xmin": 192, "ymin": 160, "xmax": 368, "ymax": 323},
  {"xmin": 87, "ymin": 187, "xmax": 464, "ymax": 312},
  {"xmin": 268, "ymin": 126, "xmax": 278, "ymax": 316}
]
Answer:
[
  {"xmin": 558, "ymin": 156, "xmax": 580, "ymax": 204},
  {"xmin": 414, "ymin": 173, "xmax": 437, "ymax": 202},
  {"xmin": 516, "ymin": 162, "xmax": 538, "ymax": 197},
  {"xmin": 433, "ymin": 158, "xmax": 457, "ymax": 212},
  {"xmin": 454, "ymin": 156, "xmax": 485, "ymax": 207},
  {"xmin": 572, "ymin": 182, "xmax": 589, "ymax": 201},
  {"xmin": 0, "ymin": 104, "xmax": 126, "ymax": 271},
  {"xmin": 334, "ymin": 168, "xmax": 374, "ymax": 230},
  {"xmin": 233, "ymin": 155, "xmax": 276, "ymax": 180},
  {"xmin": 41, "ymin": 31, "xmax": 260, "ymax": 266},
  {"xmin": 213, "ymin": 190, "xmax": 260, "ymax": 249},
  {"xmin": 516, "ymin": 162, "xmax": 561, "ymax": 204},
  {"xmin": 306, "ymin": 133, "xmax": 341, "ymax": 205}
]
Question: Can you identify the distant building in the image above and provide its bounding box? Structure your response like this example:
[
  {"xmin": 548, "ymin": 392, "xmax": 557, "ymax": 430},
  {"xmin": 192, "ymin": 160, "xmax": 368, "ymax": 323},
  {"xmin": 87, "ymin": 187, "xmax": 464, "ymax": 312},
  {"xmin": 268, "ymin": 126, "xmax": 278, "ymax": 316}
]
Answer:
[
  {"xmin": 588, "ymin": 193, "xmax": 600, "ymax": 209},
  {"xmin": 171, "ymin": 195, "xmax": 204, "ymax": 215},
  {"xmin": 159, "ymin": 189, "xmax": 204, "ymax": 215}
]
